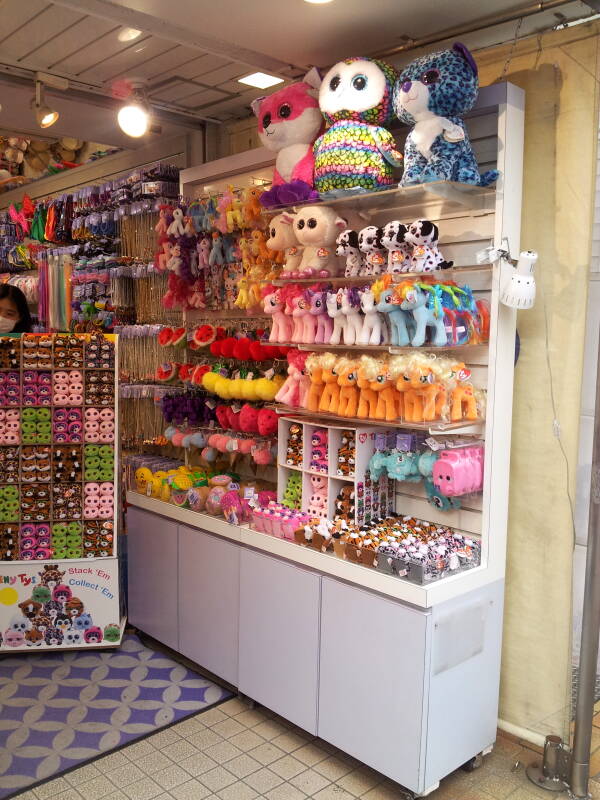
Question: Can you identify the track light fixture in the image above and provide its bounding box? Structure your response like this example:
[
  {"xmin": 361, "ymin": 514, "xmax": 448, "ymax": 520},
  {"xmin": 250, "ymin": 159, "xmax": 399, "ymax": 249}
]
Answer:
[
  {"xmin": 117, "ymin": 86, "xmax": 151, "ymax": 138},
  {"xmin": 31, "ymin": 73, "xmax": 68, "ymax": 129}
]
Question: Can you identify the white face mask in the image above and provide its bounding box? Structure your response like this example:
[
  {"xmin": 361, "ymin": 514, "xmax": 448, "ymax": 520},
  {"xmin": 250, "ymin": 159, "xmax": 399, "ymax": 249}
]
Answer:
[{"xmin": 0, "ymin": 315, "xmax": 16, "ymax": 333}]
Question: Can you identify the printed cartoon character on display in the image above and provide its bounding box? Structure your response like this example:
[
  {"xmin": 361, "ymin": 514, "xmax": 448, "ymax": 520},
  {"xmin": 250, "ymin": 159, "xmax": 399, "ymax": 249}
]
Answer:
[
  {"xmin": 253, "ymin": 68, "xmax": 324, "ymax": 207},
  {"xmin": 393, "ymin": 42, "xmax": 499, "ymax": 186},
  {"xmin": 314, "ymin": 57, "xmax": 403, "ymax": 195}
]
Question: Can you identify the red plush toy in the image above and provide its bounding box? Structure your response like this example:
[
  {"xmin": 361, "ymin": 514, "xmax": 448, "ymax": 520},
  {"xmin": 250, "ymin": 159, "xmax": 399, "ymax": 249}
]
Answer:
[
  {"xmin": 257, "ymin": 408, "xmax": 278, "ymax": 436},
  {"xmin": 233, "ymin": 337, "xmax": 252, "ymax": 360},
  {"xmin": 239, "ymin": 404, "xmax": 260, "ymax": 433},
  {"xmin": 219, "ymin": 337, "xmax": 237, "ymax": 358}
]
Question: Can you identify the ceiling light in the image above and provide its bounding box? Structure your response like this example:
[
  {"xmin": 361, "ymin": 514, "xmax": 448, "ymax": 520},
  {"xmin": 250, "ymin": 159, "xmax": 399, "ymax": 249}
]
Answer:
[
  {"xmin": 238, "ymin": 72, "xmax": 284, "ymax": 89},
  {"xmin": 31, "ymin": 80, "xmax": 59, "ymax": 128},
  {"xmin": 118, "ymin": 27, "xmax": 142, "ymax": 42},
  {"xmin": 304, "ymin": 0, "xmax": 335, "ymax": 4},
  {"xmin": 117, "ymin": 88, "xmax": 150, "ymax": 137}
]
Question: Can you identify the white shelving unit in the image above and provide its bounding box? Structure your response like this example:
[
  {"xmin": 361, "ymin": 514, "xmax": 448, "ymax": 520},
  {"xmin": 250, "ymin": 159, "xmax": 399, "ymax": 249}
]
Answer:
[{"xmin": 126, "ymin": 81, "xmax": 525, "ymax": 796}]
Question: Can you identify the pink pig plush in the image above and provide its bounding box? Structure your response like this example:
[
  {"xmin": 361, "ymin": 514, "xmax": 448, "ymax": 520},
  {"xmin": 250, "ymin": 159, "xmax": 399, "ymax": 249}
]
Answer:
[{"xmin": 252, "ymin": 68, "xmax": 323, "ymax": 208}]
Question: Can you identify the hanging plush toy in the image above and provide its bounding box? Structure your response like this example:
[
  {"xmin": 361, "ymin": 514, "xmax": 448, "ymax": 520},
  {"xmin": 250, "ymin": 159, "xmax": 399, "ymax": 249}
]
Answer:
[
  {"xmin": 393, "ymin": 42, "xmax": 499, "ymax": 187},
  {"xmin": 313, "ymin": 57, "xmax": 402, "ymax": 196},
  {"xmin": 253, "ymin": 68, "xmax": 323, "ymax": 208}
]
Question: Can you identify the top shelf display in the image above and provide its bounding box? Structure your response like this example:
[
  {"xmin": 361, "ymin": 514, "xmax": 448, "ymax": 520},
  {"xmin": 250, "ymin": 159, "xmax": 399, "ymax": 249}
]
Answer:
[{"xmin": 261, "ymin": 181, "xmax": 497, "ymax": 218}]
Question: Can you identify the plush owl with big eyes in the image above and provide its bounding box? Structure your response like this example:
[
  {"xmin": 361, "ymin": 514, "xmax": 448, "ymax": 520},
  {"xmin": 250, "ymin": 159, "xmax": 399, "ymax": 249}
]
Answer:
[{"xmin": 313, "ymin": 57, "xmax": 403, "ymax": 196}]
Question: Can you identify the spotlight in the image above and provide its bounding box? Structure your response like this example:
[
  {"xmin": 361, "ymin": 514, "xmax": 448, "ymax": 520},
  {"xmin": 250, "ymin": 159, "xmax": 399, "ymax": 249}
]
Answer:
[
  {"xmin": 500, "ymin": 250, "xmax": 538, "ymax": 309},
  {"xmin": 31, "ymin": 80, "xmax": 59, "ymax": 128},
  {"xmin": 117, "ymin": 88, "xmax": 150, "ymax": 137}
]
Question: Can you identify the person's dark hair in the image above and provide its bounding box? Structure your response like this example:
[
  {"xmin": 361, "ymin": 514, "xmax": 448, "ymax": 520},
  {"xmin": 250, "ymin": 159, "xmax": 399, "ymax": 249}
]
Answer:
[{"xmin": 0, "ymin": 285, "xmax": 33, "ymax": 332}]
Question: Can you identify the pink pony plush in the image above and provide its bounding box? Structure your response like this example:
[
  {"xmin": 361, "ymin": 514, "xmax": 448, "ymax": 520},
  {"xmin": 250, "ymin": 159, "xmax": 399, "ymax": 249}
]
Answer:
[
  {"xmin": 263, "ymin": 285, "xmax": 293, "ymax": 343},
  {"xmin": 306, "ymin": 286, "xmax": 332, "ymax": 344},
  {"xmin": 275, "ymin": 350, "xmax": 309, "ymax": 408},
  {"xmin": 279, "ymin": 285, "xmax": 305, "ymax": 344},
  {"xmin": 252, "ymin": 68, "xmax": 324, "ymax": 208}
]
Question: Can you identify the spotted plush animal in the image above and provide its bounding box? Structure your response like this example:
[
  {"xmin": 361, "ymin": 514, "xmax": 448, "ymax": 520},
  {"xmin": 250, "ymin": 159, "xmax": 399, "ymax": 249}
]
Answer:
[
  {"xmin": 405, "ymin": 219, "xmax": 452, "ymax": 272},
  {"xmin": 393, "ymin": 42, "xmax": 499, "ymax": 187},
  {"xmin": 314, "ymin": 57, "xmax": 402, "ymax": 195}
]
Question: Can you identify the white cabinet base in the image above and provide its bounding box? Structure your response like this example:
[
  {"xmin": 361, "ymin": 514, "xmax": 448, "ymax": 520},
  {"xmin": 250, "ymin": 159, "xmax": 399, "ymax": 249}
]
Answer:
[{"xmin": 126, "ymin": 502, "xmax": 504, "ymax": 795}]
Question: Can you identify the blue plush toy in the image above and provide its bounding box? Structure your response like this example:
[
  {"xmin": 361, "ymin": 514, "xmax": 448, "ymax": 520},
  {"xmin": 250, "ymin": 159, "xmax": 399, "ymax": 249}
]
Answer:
[{"xmin": 393, "ymin": 42, "xmax": 499, "ymax": 187}]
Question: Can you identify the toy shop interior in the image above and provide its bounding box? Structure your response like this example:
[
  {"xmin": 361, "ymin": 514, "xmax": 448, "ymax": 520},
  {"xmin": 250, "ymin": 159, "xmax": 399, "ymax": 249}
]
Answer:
[{"xmin": 0, "ymin": 1, "xmax": 600, "ymax": 799}]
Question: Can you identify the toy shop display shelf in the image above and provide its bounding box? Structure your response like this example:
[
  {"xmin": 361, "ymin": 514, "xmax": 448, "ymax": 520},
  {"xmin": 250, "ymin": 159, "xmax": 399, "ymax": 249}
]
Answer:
[
  {"xmin": 262, "ymin": 181, "xmax": 496, "ymax": 221},
  {"xmin": 274, "ymin": 405, "xmax": 485, "ymax": 436},
  {"xmin": 271, "ymin": 342, "xmax": 490, "ymax": 361},
  {"xmin": 271, "ymin": 265, "xmax": 495, "ymax": 287},
  {"xmin": 126, "ymin": 491, "xmax": 486, "ymax": 608}
]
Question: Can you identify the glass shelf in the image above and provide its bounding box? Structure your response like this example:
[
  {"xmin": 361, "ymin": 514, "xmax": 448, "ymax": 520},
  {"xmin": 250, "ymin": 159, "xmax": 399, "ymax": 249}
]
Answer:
[{"xmin": 263, "ymin": 181, "xmax": 497, "ymax": 217}]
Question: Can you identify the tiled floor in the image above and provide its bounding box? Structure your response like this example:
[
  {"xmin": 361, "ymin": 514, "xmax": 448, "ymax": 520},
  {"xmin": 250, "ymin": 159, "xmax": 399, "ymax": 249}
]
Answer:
[{"xmin": 11, "ymin": 697, "xmax": 600, "ymax": 800}]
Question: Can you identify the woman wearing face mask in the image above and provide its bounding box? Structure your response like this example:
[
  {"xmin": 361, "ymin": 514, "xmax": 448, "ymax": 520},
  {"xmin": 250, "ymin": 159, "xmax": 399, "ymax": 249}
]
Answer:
[{"xmin": 0, "ymin": 285, "xmax": 33, "ymax": 333}]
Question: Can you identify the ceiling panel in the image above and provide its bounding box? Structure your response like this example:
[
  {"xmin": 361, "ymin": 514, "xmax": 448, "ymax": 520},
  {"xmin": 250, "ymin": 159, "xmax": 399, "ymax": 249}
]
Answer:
[
  {"xmin": 1, "ymin": 4, "xmax": 85, "ymax": 63},
  {"xmin": 0, "ymin": 0, "xmax": 49, "ymax": 45},
  {"xmin": 29, "ymin": 16, "xmax": 119, "ymax": 70},
  {"xmin": 80, "ymin": 37, "xmax": 174, "ymax": 82},
  {"xmin": 150, "ymin": 53, "xmax": 231, "ymax": 84},
  {"xmin": 55, "ymin": 30, "xmax": 147, "ymax": 77},
  {"xmin": 105, "ymin": 44, "xmax": 195, "ymax": 83}
]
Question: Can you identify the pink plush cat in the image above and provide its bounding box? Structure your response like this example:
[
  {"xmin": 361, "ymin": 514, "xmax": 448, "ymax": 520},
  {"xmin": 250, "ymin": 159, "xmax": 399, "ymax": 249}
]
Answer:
[{"xmin": 252, "ymin": 68, "xmax": 323, "ymax": 207}]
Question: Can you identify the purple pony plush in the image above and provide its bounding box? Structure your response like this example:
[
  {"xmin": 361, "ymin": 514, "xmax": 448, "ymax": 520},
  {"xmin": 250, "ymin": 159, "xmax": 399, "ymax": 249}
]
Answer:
[{"xmin": 306, "ymin": 286, "xmax": 333, "ymax": 344}]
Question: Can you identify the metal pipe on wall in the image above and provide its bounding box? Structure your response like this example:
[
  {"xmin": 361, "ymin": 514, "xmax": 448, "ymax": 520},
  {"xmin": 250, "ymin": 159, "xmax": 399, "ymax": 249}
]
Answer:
[
  {"xmin": 569, "ymin": 321, "xmax": 600, "ymax": 797},
  {"xmin": 375, "ymin": 0, "xmax": 575, "ymax": 58}
]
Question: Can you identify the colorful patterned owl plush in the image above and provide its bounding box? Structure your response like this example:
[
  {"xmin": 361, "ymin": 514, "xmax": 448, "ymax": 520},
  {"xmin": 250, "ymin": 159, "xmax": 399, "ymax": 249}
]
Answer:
[
  {"xmin": 393, "ymin": 43, "xmax": 499, "ymax": 187},
  {"xmin": 313, "ymin": 57, "xmax": 403, "ymax": 196}
]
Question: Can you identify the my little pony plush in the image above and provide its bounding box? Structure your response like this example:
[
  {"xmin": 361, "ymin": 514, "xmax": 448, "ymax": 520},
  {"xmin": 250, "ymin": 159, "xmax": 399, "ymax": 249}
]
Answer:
[
  {"xmin": 393, "ymin": 43, "xmax": 499, "ymax": 187},
  {"xmin": 253, "ymin": 68, "xmax": 323, "ymax": 207},
  {"xmin": 314, "ymin": 57, "xmax": 403, "ymax": 195}
]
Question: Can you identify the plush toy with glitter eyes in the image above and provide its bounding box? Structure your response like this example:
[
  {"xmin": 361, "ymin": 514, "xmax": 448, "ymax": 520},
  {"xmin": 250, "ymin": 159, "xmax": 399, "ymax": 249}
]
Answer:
[
  {"xmin": 393, "ymin": 42, "xmax": 499, "ymax": 187},
  {"xmin": 313, "ymin": 57, "xmax": 403, "ymax": 196}
]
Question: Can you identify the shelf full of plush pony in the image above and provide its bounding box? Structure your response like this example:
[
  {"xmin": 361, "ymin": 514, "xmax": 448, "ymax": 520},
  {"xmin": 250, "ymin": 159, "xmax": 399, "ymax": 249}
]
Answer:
[{"xmin": 272, "ymin": 350, "xmax": 486, "ymax": 436}]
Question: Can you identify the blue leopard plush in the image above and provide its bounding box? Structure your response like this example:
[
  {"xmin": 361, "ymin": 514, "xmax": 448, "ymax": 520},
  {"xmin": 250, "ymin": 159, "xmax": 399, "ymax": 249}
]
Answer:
[{"xmin": 393, "ymin": 42, "xmax": 499, "ymax": 187}]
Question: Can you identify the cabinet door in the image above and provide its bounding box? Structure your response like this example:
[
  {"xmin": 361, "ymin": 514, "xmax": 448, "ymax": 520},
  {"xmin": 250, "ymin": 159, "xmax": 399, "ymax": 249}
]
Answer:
[
  {"xmin": 127, "ymin": 507, "xmax": 178, "ymax": 650},
  {"xmin": 239, "ymin": 550, "xmax": 320, "ymax": 733},
  {"xmin": 178, "ymin": 526, "xmax": 239, "ymax": 686},
  {"xmin": 318, "ymin": 578, "xmax": 428, "ymax": 792}
]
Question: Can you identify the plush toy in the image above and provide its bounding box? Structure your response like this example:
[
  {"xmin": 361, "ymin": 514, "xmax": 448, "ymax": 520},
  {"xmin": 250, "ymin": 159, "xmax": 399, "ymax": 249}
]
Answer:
[
  {"xmin": 306, "ymin": 287, "xmax": 332, "ymax": 344},
  {"xmin": 358, "ymin": 288, "xmax": 384, "ymax": 346},
  {"xmin": 406, "ymin": 219, "xmax": 452, "ymax": 272},
  {"xmin": 358, "ymin": 355, "xmax": 399, "ymax": 421},
  {"xmin": 335, "ymin": 357, "xmax": 360, "ymax": 417},
  {"xmin": 381, "ymin": 221, "xmax": 412, "ymax": 274},
  {"xmin": 372, "ymin": 276, "xmax": 413, "ymax": 346},
  {"xmin": 318, "ymin": 356, "xmax": 341, "ymax": 413},
  {"xmin": 358, "ymin": 226, "xmax": 387, "ymax": 276},
  {"xmin": 266, "ymin": 213, "xmax": 303, "ymax": 275},
  {"xmin": 274, "ymin": 350, "xmax": 309, "ymax": 408},
  {"xmin": 393, "ymin": 42, "xmax": 499, "ymax": 187},
  {"xmin": 293, "ymin": 205, "xmax": 346, "ymax": 278},
  {"xmin": 340, "ymin": 287, "xmax": 363, "ymax": 346},
  {"xmin": 336, "ymin": 229, "xmax": 364, "ymax": 277},
  {"xmin": 253, "ymin": 68, "xmax": 323, "ymax": 207},
  {"xmin": 263, "ymin": 286, "xmax": 293, "ymax": 343},
  {"xmin": 326, "ymin": 289, "xmax": 347, "ymax": 345},
  {"xmin": 397, "ymin": 281, "xmax": 447, "ymax": 347},
  {"xmin": 314, "ymin": 57, "xmax": 402, "ymax": 195}
]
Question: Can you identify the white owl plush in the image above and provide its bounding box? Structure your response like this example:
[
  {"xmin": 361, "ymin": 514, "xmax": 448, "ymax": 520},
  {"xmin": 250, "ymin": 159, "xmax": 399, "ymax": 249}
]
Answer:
[{"xmin": 313, "ymin": 57, "xmax": 403, "ymax": 196}]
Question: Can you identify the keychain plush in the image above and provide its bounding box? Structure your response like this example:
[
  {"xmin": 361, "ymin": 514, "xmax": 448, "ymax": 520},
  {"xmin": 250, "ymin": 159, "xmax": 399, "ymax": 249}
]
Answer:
[
  {"xmin": 393, "ymin": 43, "xmax": 499, "ymax": 187},
  {"xmin": 253, "ymin": 68, "xmax": 323, "ymax": 207},
  {"xmin": 314, "ymin": 57, "xmax": 402, "ymax": 195}
]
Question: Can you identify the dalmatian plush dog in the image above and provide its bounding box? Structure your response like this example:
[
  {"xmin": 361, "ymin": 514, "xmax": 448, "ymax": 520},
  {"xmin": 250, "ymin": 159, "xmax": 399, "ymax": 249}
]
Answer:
[
  {"xmin": 381, "ymin": 221, "xmax": 412, "ymax": 274},
  {"xmin": 393, "ymin": 42, "xmax": 499, "ymax": 187},
  {"xmin": 405, "ymin": 219, "xmax": 452, "ymax": 272},
  {"xmin": 358, "ymin": 226, "xmax": 386, "ymax": 276},
  {"xmin": 336, "ymin": 229, "xmax": 364, "ymax": 277}
]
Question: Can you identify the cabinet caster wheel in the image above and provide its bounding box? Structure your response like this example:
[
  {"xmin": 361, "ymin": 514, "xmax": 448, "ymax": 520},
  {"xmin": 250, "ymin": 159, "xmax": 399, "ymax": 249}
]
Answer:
[{"xmin": 461, "ymin": 753, "xmax": 484, "ymax": 772}]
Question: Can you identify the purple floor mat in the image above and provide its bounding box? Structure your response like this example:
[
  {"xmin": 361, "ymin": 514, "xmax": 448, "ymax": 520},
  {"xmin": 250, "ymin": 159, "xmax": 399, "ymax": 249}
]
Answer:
[{"xmin": 0, "ymin": 633, "xmax": 231, "ymax": 798}]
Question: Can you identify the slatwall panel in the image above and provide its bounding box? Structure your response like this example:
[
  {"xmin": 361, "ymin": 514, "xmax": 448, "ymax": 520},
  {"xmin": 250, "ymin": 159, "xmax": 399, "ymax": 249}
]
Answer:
[
  {"xmin": 0, "ymin": 0, "xmax": 50, "ymax": 46},
  {"xmin": 1, "ymin": 5, "xmax": 83, "ymax": 61},
  {"xmin": 23, "ymin": 16, "xmax": 118, "ymax": 70}
]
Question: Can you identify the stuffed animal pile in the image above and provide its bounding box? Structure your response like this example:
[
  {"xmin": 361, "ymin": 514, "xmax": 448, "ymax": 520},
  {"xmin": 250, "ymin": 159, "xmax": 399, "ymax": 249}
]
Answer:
[
  {"xmin": 283, "ymin": 351, "xmax": 484, "ymax": 424},
  {"xmin": 264, "ymin": 276, "xmax": 488, "ymax": 349},
  {"xmin": 253, "ymin": 43, "xmax": 497, "ymax": 203}
]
